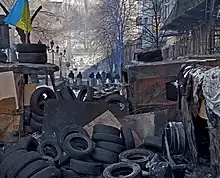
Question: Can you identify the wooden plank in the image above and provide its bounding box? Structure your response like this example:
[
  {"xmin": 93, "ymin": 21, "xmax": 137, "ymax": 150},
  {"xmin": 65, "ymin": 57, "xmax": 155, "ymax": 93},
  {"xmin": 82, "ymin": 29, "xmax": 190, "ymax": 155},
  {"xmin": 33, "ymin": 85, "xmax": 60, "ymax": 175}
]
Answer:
[{"xmin": 0, "ymin": 62, "xmax": 59, "ymax": 75}]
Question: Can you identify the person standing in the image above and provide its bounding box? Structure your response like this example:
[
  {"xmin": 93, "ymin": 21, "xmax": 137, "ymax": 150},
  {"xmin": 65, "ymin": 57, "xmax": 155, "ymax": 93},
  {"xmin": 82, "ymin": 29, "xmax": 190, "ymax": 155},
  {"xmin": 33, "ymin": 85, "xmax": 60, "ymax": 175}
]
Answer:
[
  {"xmin": 68, "ymin": 70, "xmax": 75, "ymax": 86},
  {"xmin": 76, "ymin": 72, "xmax": 82, "ymax": 86}
]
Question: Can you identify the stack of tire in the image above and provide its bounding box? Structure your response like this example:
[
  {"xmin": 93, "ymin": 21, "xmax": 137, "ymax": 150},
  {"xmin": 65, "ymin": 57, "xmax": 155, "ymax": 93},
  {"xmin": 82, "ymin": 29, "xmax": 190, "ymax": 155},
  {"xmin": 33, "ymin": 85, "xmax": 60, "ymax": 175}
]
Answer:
[
  {"xmin": 24, "ymin": 87, "xmax": 57, "ymax": 133},
  {"xmin": 0, "ymin": 136, "xmax": 61, "ymax": 178},
  {"xmin": 91, "ymin": 124, "xmax": 135, "ymax": 165},
  {"xmin": 16, "ymin": 43, "xmax": 48, "ymax": 64},
  {"xmin": 0, "ymin": 123, "xmax": 168, "ymax": 178},
  {"xmin": 162, "ymin": 122, "xmax": 186, "ymax": 155}
]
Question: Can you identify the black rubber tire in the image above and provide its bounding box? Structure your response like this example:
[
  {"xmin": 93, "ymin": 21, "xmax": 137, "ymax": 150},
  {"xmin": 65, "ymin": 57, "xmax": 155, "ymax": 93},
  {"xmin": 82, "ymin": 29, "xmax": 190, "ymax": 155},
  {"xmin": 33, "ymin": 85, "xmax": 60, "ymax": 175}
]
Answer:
[
  {"xmin": 61, "ymin": 167, "xmax": 81, "ymax": 178},
  {"xmin": 16, "ymin": 159, "xmax": 50, "ymax": 178},
  {"xmin": 92, "ymin": 148, "xmax": 118, "ymax": 164},
  {"xmin": 58, "ymin": 125, "xmax": 90, "ymax": 145},
  {"xmin": 0, "ymin": 52, "xmax": 7, "ymax": 62},
  {"xmin": 2, "ymin": 136, "xmax": 38, "ymax": 159},
  {"xmin": 0, "ymin": 150, "xmax": 27, "ymax": 178},
  {"xmin": 7, "ymin": 151, "xmax": 42, "ymax": 178},
  {"xmin": 96, "ymin": 141, "xmax": 125, "ymax": 154},
  {"xmin": 103, "ymin": 162, "xmax": 142, "ymax": 178},
  {"xmin": 121, "ymin": 126, "xmax": 135, "ymax": 150},
  {"xmin": 23, "ymin": 109, "xmax": 31, "ymax": 125},
  {"xmin": 176, "ymin": 122, "xmax": 186, "ymax": 154},
  {"xmin": 93, "ymin": 124, "xmax": 120, "ymax": 136},
  {"xmin": 37, "ymin": 140, "xmax": 62, "ymax": 162},
  {"xmin": 16, "ymin": 44, "xmax": 47, "ymax": 53},
  {"xmin": 30, "ymin": 118, "xmax": 42, "ymax": 132},
  {"xmin": 24, "ymin": 125, "xmax": 35, "ymax": 134},
  {"xmin": 58, "ymin": 152, "xmax": 70, "ymax": 167},
  {"xmin": 119, "ymin": 149, "xmax": 152, "ymax": 170},
  {"xmin": 32, "ymin": 112, "xmax": 44, "ymax": 123},
  {"xmin": 59, "ymin": 86, "xmax": 77, "ymax": 100},
  {"xmin": 92, "ymin": 133, "xmax": 124, "ymax": 145},
  {"xmin": 105, "ymin": 94, "xmax": 129, "ymax": 114},
  {"xmin": 18, "ymin": 52, "xmax": 47, "ymax": 64},
  {"xmin": 77, "ymin": 86, "xmax": 94, "ymax": 101},
  {"xmin": 70, "ymin": 158, "xmax": 103, "ymax": 175},
  {"xmin": 30, "ymin": 87, "xmax": 56, "ymax": 116},
  {"xmin": 30, "ymin": 166, "xmax": 61, "ymax": 178},
  {"xmin": 62, "ymin": 133, "xmax": 93, "ymax": 159}
]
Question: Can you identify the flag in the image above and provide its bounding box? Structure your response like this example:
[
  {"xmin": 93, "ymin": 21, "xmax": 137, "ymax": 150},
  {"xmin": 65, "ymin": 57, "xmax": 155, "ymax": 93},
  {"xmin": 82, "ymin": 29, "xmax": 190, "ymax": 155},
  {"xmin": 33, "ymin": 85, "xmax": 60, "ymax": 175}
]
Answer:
[{"xmin": 4, "ymin": 0, "xmax": 32, "ymax": 32}]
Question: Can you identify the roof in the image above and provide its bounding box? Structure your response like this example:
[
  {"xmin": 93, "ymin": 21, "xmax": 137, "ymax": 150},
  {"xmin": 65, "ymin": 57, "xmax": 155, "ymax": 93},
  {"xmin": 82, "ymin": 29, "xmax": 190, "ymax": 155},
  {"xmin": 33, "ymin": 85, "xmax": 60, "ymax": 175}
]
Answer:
[{"xmin": 162, "ymin": 0, "xmax": 206, "ymax": 30}]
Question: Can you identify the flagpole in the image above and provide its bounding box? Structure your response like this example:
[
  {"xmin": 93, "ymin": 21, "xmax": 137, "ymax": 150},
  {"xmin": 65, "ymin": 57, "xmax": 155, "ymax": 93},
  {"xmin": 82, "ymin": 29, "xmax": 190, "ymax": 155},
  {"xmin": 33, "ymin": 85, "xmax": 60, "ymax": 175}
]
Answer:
[{"xmin": 25, "ymin": 3, "xmax": 29, "ymax": 43}]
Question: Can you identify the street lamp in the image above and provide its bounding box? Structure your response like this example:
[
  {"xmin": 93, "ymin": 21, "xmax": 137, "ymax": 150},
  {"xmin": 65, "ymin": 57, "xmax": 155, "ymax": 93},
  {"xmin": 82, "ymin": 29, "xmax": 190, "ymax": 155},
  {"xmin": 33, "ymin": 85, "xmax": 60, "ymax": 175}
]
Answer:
[{"xmin": 47, "ymin": 40, "xmax": 55, "ymax": 64}]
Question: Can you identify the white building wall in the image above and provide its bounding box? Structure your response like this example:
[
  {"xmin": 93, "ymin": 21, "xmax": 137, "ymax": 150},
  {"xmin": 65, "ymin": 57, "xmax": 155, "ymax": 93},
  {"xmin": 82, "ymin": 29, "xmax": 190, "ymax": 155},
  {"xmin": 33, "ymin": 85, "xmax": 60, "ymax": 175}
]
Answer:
[{"xmin": 140, "ymin": 0, "xmax": 176, "ymax": 49}]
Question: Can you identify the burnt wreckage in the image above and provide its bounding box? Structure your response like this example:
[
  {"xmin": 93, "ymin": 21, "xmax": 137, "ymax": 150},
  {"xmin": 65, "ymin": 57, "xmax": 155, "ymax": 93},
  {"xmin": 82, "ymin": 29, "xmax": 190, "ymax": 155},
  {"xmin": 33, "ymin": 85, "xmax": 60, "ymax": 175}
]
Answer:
[{"xmin": 177, "ymin": 65, "xmax": 220, "ymax": 175}]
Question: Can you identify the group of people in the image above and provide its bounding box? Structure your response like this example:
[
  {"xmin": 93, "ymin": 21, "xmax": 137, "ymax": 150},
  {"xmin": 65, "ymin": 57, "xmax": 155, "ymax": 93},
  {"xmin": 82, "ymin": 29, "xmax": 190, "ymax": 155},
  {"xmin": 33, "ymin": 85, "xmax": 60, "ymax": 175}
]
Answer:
[{"xmin": 68, "ymin": 70, "xmax": 120, "ymax": 86}]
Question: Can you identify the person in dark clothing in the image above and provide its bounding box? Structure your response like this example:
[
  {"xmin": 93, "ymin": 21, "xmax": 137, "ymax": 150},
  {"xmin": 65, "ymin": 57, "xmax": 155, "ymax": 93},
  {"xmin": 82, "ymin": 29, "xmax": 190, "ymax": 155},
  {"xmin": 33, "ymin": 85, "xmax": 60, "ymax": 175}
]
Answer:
[
  {"xmin": 101, "ymin": 71, "xmax": 107, "ymax": 85},
  {"xmin": 77, "ymin": 72, "xmax": 82, "ymax": 79},
  {"xmin": 106, "ymin": 72, "xmax": 112, "ymax": 79},
  {"xmin": 96, "ymin": 72, "xmax": 102, "ymax": 80},
  {"xmin": 68, "ymin": 71, "xmax": 74, "ymax": 79},
  {"xmin": 101, "ymin": 71, "xmax": 106, "ymax": 80},
  {"xmin": 89, "ymin": 72, "xmax": 94, "ymax": 79},
  {"xmin": 115, "ymin": 74, "xmax": 120, "ymax": 79}
]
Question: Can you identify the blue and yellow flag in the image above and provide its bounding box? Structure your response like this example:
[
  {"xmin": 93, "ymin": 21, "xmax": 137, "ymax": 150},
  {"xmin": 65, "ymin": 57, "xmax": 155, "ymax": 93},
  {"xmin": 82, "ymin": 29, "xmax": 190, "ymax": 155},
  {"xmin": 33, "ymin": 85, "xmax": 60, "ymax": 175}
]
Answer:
[{"xmin": 4, "ymin": 0, "xmax": 32, "ymax": 32}]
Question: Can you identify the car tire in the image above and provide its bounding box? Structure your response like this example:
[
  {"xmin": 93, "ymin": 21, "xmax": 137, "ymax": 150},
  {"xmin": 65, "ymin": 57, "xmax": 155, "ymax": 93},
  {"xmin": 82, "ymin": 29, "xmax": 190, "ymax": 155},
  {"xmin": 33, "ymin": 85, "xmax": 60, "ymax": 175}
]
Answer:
[
  {"xmin": 16, "ymin": 44, "xmax": 47, "ymax": 53},
  {"xmin": 24, "ymin": 125, "xmax": 35, "ymax": 134},
  {"xmin": 23, "ymin": 109, "xmax": 31, "ymax": 125},
  {"xmin": 69, "ymin": 158, "xmax": 103, "ymax": 175},
  {"xmin": 30, "ymin": 118, "xmax": 42, "ymax": 132},
  {"xmin": 119, "ymin": 149, "xmax": 152, "ymax": 169},
  {"xmin": 7, "ymin": 151, "xmax": 42, "ymax": 178},
  {"xmin": 18, "ymin": 52, "xmax": 47, "ymax": 64},
  {"xmin": 58, "ymin": 125, "xmax": 90, "ymax": 145},
  {"xmin": 30, "ymin": 87, "xmax": 56, "ymax": 116},
  {"xmin": 2, "ymin": 136, "xmax": 38, "ymax": 159},
  {"xmin": 77, "ymin": 86, "xmax": 94, "ymax": 101},
  {"xmin": 59, "ymin": 86, "xmax": 77, "ymax": 100},
  {"xmin": 16, "ymin": 159, "xmax": 51, "ymax": 178},
  {"xmin": 121, "ymin": 126, "xmax": 135, "ymax": 150},
  {"xmin": 93, "ymin": 124, "xmax": 120, "ymax": 136},
  {"xmin": 95, "ymin": 141, "xmax": 125, "ymax": 154},
  {"xmin": 105, "ymin": 94, "xmax": 129, "ymax": 114},
  {"xmin": 61, "ymin": 167, "xmax": 81, "ymax": 178},
  {"xmin": 32, "ymin": 112, "xmax": 44, "ymax": 123},
  {"xmin": 0, "ymin": 52, "xmax": 7, "ymax": 62},
  {"xmin": 58, "ymin": 152, "xmax": 70, "ymax": 167},
  {"xmin": 0, "ymin": 150, "xmax": 27, "ymax": 178},
  {"xmin": 92, "ymin": 133, "xmax": 124, "ymax": 145},
  {"xmin": 92, "ymin": 148, "xmax": 118, "ymax": 164},
  {"xmin": 62, "ymin": 133, "xmax": 93, "ymax": 159},
  {"xmin": 103, "ymin": 162, "xmax": 142, "ymax": 178},
  {"xmin": 30, "ymin": 166, "xmax": 61, "ymax": 178},
  {"xmin": 37, "ymin": 140, "xmax": 62, "ymax": 162}
]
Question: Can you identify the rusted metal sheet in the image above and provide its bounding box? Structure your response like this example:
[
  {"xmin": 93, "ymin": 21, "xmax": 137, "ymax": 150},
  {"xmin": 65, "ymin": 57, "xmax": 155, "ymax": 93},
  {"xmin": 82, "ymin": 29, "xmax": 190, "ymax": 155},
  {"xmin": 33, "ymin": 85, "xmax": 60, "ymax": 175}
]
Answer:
[{"xmin": 123, "ymin": 58, "xmax": 219, "ymax": 116}]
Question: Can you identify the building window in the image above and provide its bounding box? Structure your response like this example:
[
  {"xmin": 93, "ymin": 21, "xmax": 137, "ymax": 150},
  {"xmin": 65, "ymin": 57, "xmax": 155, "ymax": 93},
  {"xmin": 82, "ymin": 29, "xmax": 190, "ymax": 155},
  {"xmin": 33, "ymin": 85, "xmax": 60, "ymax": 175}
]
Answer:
[
  {"xmin": 143, "ymin": 17, "xmax": 148, "ymax": 35},
  {"xmin": 136, "ymin": 16, "xmax": 143, "ymax": 26}
]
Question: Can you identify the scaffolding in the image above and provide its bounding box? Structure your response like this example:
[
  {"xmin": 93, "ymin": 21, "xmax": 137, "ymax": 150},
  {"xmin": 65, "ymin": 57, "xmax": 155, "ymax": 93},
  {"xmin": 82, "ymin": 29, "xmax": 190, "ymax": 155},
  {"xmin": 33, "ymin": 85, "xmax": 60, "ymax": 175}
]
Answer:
[{"xmin": 162, "ymin": 0, "xmax": 220, "ymax": 58}]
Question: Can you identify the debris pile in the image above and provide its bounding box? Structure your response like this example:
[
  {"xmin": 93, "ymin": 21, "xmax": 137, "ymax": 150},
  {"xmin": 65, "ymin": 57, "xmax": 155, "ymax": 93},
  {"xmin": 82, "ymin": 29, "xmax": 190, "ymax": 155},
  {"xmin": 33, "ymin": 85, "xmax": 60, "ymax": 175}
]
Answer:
[{"xmin": 0, "ymin": 124, "xmax": 150, "ymax": 178}]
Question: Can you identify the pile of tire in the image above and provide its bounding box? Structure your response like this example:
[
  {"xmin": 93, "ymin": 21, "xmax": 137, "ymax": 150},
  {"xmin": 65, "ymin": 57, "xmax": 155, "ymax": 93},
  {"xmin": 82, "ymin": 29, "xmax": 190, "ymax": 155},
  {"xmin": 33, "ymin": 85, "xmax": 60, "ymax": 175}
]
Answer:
[
  {"xmin": 162, "ymin": 122, "xmax": 186, "ymax": 155},
  {"xmin": 0, "ymin": 136, "xmax": 61, "ymax": 178},
  {"xmin": 24, "ymin": 87, "xmax": 57, "ymax": 133},
  {"xmin": 0, "ymin": 124, "xmax": 158, "ymax": 178},
  {"xmin": 16, "ymin": 44, "xmax": 48, "ymax": 64}
]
